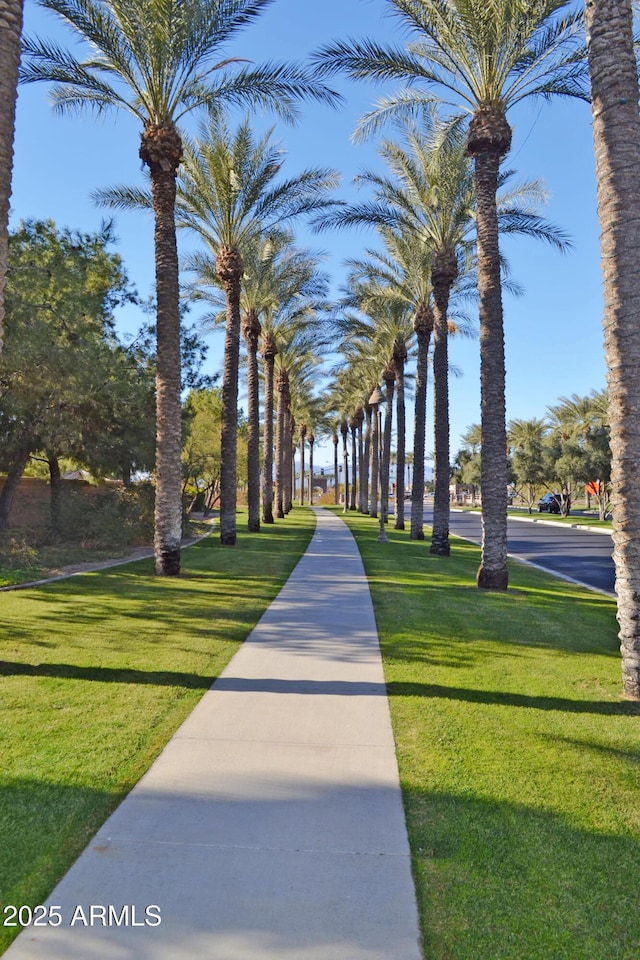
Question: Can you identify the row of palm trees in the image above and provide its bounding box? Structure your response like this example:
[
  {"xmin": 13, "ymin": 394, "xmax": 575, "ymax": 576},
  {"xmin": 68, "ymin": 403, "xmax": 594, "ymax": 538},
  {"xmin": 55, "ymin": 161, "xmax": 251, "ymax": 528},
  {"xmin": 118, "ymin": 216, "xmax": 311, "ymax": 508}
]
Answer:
[
  {"xmin": 319, "ymin": 106, "xmax": 567, "ymax": 562},
  {"xmin": 1, "ymin": 0, "xmax": 639, "ymax": 697},
  {"xmin": 310, "ymin": 0, "xmax": 640, "ymax": 700},
  {"xmin": 98, "ymin": 113, "xmax": 339, "ymax": 545},
  {"xmin": 312, "ymin": 0, "xmax": 589, "ymax": 589}
]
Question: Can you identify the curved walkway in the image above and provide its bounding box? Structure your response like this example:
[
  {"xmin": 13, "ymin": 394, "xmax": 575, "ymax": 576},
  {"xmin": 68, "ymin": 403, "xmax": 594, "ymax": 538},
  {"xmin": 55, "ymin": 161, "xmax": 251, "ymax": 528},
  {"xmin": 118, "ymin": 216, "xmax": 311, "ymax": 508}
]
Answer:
[{"xmin": 5, "ymin": 508, "xmax": 422, "ymax": 960}]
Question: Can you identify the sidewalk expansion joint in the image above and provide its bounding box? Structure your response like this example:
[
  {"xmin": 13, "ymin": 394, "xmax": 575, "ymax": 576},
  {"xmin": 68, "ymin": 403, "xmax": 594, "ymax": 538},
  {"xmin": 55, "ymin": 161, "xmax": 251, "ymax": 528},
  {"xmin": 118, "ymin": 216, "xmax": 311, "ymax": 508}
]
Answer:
[{"xmin": 95, "ymin": 837, "xmax": 412, "ymax": 858}]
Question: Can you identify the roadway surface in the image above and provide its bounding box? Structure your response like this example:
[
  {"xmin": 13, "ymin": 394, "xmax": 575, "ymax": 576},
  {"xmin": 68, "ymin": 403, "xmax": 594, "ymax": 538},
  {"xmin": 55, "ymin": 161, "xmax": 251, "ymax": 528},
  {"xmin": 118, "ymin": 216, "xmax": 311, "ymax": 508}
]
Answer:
[{"xmin": 422, "ymin": 504, "xmax": 615, "ymax": 595}]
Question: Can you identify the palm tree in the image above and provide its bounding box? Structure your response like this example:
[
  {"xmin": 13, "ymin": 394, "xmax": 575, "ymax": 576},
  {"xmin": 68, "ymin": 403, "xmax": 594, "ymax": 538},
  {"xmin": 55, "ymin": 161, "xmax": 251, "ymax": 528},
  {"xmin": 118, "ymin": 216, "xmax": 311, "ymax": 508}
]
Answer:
[
  {"xmin": 21, "ymin": 0, "xmax": 337, "ymax": 572},
  {"xmin": 411, "ymin": 299, "xmax": 434, "ymax": 539},
  {"xmin": 314, "ymin": 0, "xmax": 587, "ymax": 586},
  {"xmin": 341, "ymin": 231, "xmax": 433, "ymax": 539},
  {"xmin": 586, "ymin": 0, "xmax": 640, "ymax": 698},
  {"xmin": 111, "ymin": 113, "xmax": 338, "ymax": 544},
  {"xmin": 0, "ymin": 0, "xmax": 24, "ymax": 355},
  {"xmin": 343, "ymin": 264, "xmax": 414, "ymax": 529},
  {"xmin": 273, "ymin": 323, "xmax": 324, "ymax": 517},
  {"xmin": 261, "ymin": 324, "xmax": 279, "ymax": 522},
  {"xmin": 185, "ymin": 232, "xmax": 329, "ymax": 532},
  {"xmin": 325, "ymin": 349, "xmax": 376, "ymax": 514},
  {"xmin": 176, "ymin": 117, "xmax": 337, "ymax": 544},
  {"xmin": 340, "ymin": 419, "xmax": 350, "ymax": 512},
  {"xmin": 258, "ymin": 248, "xmax": 330, "ymax": 523}
]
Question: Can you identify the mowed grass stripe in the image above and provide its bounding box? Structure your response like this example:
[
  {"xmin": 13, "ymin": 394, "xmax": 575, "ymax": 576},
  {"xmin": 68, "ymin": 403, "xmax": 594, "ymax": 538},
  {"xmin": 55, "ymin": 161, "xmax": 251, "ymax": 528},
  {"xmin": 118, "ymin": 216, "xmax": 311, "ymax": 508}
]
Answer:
[
  {"xmin": 0, "ymin": 507, "xmax": 315, "ymax": 953},
  {"xmin": 337, "ymin": 509, "xmax": 640, "ymax": 960}
]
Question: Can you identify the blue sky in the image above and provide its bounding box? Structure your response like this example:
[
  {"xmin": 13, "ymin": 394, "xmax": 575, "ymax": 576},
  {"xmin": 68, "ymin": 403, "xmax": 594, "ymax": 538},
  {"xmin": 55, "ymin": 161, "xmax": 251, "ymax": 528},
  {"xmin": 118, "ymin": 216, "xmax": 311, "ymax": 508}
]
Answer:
[{"xmin": 10, "ymin": 0, "xmax": 605, "ymax": 468}]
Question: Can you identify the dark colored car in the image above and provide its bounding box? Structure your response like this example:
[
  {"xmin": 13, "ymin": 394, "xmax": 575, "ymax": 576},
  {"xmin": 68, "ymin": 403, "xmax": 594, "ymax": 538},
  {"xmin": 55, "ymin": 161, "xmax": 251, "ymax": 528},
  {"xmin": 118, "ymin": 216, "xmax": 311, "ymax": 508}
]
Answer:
[{"xmin": 538, "ymin": 492, "xmax": 562, "ymax": 514}]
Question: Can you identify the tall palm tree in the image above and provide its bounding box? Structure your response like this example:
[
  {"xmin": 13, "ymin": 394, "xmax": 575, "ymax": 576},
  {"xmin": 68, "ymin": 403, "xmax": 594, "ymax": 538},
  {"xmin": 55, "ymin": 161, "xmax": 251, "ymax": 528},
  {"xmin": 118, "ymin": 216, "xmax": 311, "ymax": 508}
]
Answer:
[
  {"xmin": 0, "ymin": 0, "xmax": 24, "ymax": 355},
  {"xmin": 350, "ymin": 113, "xmax": 557, "ymax": 554},
  {"xmin": 22, "ymin": 0, "xmax": 337, "ymax": 572},
  {"xmin": 273, "ymin": 323, "xmax": 324, "ymax": 517},
  {"xmin": 325, "ymin": 350, "xmax": 376, "ymax": 514},
  {"xmin": 176, "ymin": 117, "xmax": 337, "ymax": 544},
  {"xmin": 411, "ymin": 300, "xmax": 434, "ymax": 539},
  {"xmin": 261, "ymin": 324, "xmax": 279, "ymax": 522},
  {"xmin": 341, "ymin": 231, "xmax": 433, "ymax": 538},
  {"xmin": 314, "ymin": 0, "xmax": 587, "ymax": 587},
  {"xmin": 343, "ymin": 264, "xmax": 414, "ymax": 529},
  {"xmin": 108, "ymin": 113, "xmax": 338, "ymax": 544},
  {"xmin": 185, "ymin": 232, "xmax": 329, "ymax": 532},
  {"xmin": 258, "ymin": 249, "xmax": 330, "ymax": 522},
  {"xmin": 586, "ymin": 0, "xmax": 640, "ymax": 698}
]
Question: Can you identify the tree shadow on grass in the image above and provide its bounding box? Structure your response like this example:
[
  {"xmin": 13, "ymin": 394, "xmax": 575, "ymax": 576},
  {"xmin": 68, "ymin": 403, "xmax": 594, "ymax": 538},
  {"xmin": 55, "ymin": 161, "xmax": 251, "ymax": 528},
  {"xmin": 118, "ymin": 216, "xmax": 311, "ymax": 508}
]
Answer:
[
  {"xmin": 406, "ymin": 787, "xmax": 640, "ymax": 960},
  {"xmin": 0, "ymin": 660, "xmax": 214, "ymax": 689},
  {"xmin": 386, "ymin": 679, "xmax": 640, "ymax": 716}
]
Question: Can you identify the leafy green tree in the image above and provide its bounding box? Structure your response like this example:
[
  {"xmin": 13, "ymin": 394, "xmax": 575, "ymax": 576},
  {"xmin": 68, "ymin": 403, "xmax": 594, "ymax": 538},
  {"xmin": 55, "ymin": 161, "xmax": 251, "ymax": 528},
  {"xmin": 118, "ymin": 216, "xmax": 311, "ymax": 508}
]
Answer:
[
  {"xmin": 0, "ymin": 219, "xmax": 133, "ymax": 528},
  {"xmin": 182, "ymin": 387, "xmax": 222, "ymax": 514},
  {"xmin": 22, "ymin": 0, "xmax": 337, "ymax": 573},
  {"xmin": 75, "ymin": 337, "xmax": 156, "ymax": 486},
  {"xmin": 508, "ymin": 418, "xmax": 548, "ymax": 513},
  {"xmin": 452, "ymin": 423, "xmax": 482, "ymax": 505}
]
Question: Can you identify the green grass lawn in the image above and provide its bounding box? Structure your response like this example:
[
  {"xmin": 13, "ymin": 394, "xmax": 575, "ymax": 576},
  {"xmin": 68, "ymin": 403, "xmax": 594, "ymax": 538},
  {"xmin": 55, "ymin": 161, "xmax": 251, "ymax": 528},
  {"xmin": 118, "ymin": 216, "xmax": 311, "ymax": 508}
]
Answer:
[
  {"xmin": 0, "ymin": 507, "xmax": 315, "ymax": 955},
  {"xmin": 337, "ymin": 510, "xmax": 640, "ymax": 960}
]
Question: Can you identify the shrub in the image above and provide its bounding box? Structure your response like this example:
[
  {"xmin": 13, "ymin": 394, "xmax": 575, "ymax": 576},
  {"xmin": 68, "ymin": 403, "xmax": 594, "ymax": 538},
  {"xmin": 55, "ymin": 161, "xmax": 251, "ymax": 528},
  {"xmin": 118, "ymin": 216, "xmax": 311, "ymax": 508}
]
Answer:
[
  {"xmin": 53, "ymin": 483, "xmax": 155, "ymax": 547},
  {"xmin": 0, "ymin": 534, "xmax": 39, "ymax": 569}
]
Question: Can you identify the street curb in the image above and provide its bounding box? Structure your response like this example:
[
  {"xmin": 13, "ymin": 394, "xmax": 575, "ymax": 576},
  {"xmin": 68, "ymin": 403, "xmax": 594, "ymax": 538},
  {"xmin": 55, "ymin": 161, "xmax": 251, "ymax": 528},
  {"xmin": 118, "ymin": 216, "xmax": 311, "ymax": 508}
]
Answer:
[{"xmin": 451, "ymin": 508, "xmax": 612, "ymax": 536}]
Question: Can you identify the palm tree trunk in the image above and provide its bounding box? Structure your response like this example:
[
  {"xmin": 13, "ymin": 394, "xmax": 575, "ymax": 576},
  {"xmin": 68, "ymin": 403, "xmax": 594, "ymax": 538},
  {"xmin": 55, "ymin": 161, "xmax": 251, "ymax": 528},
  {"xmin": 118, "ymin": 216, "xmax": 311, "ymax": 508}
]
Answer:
[
  {"xmin": 411, "ymin": 305, "xmax": 434, "ymax": 540},
  {"xmin": 275, "ymin": 370, "xmax": 287, "ymax": 518},
  {"xmin": 468, "ymin": 109, "xmax": 512, "ymax": 590},
  {"xmin": 341, "ymin": 420, "xmax": 349, "ymax": 513},
  {"xmin": 394, "ymin": 352, "xmax": 407, "ymax": 530},
  {"xmin": 333, "ymin": 432, "xmax": 339, "ymax": 504},
  {"xmin": 587, "ymin": 0, "xmax": 640, "ymax": 699},
  {"xmin": 217, "ymin": 245, "xmax": 244, "ymax": 546},
  {"xmin": 431, "ymin": 258, "xmax": 456, "ymax": 556},
  {"xmin": 142, "ymin": 124, "xmax": 184, "ymax": 576},
  {"xmin": 382, "ymin": 368, "xmax": 395, "ymax": 521},
  {"xmin": 261, "ymin": 340, "xmax": 277, "ymax": 524},
  {"xmin": 370, "ymin": 408, "xmax": 380, "ymax": 520},
  {"xmin": 298, "ymin": 425, "xmax": 306, "ymax": 505},
  {"xmin": 0, "ymin": 0, "xmax": 24, "ymax": 355},
  {"xmin": 349, "ymin": 419, "xmax": 358, "ymax": 510},
  {"xmin": 243, "ymin": 310, "xmax": 261, "ymax": 533},
  {"xmin": 308, "ymin": 433, "xmax": 314, "ymax": 504},
  {"xmin": 285, "ymin": 412, "xmax": 294, "ymax": 513},
  {"xmin": 359, "ymin": 409, "xmax": 368, "ymax": 513}
]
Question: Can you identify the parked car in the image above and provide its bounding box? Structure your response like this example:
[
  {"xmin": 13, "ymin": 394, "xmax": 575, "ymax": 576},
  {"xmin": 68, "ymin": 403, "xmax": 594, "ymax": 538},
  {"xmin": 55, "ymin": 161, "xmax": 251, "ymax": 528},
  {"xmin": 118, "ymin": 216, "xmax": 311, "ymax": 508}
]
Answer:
[{"xmin": 538, "ymin": 492, "xmax": 562, "ymax": 514}]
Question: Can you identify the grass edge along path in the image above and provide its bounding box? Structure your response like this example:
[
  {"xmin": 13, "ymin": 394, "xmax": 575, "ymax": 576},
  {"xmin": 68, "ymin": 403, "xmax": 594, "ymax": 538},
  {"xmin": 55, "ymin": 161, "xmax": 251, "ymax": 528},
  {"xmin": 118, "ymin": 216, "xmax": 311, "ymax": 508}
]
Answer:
[
  {"xmin": 335, "ymin": 509, "xmax": 640, "ymax": 960},
  {"xmin": 0, "ymin": 507, "xmax": 315, "ymax": 955}
]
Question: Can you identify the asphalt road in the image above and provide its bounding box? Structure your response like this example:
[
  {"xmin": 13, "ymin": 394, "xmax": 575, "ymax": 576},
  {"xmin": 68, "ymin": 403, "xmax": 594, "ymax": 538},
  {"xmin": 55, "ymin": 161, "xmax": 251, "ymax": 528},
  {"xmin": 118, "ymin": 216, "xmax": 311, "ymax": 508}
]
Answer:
[{"xmin": 422, "ymin": 504, "xmax": 615, "ymax": 595}]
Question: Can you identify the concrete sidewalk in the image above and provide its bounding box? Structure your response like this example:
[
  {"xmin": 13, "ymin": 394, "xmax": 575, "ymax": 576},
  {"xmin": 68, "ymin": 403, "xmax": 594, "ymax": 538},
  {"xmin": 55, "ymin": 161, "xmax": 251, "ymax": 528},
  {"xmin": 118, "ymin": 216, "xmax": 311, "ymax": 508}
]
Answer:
[{"xmin": 5, "ymin": 508, "xmax": 422, "ymax": 960}]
